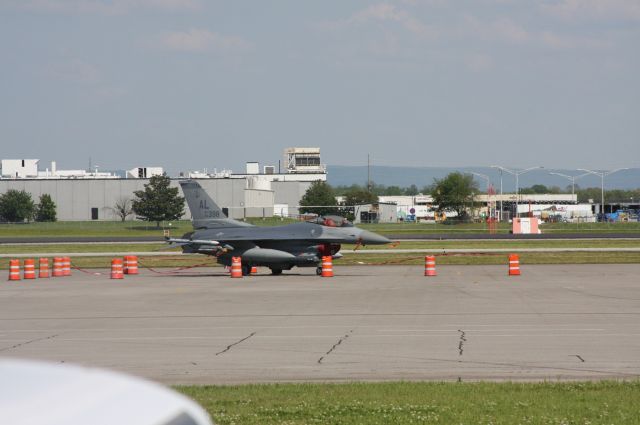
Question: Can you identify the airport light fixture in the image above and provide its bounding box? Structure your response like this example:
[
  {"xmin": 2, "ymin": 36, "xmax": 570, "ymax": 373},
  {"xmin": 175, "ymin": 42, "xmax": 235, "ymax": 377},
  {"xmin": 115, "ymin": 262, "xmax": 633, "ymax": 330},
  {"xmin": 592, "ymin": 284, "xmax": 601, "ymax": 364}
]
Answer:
[
  {"xmin": 471, "ymin": 172, "xmax": 493, "ymax": 220},
  {"xmin": 548, "ymin": 172, "xmax": 590, "ymax": 198},
  {"xmin": 490, "ymin": 165, "xmax": 543, "ymax": 218},
  {"xmin": 577, "ymin": 168, "xmax": 629, "ymax": 215}
]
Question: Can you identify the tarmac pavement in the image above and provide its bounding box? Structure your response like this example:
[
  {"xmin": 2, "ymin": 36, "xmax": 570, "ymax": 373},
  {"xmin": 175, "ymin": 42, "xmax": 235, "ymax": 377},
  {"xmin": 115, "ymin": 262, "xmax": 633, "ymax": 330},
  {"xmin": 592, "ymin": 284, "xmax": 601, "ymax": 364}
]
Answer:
[{"xmin": 1, "ymin": 264, "xmax": 639, "ymax": 385}]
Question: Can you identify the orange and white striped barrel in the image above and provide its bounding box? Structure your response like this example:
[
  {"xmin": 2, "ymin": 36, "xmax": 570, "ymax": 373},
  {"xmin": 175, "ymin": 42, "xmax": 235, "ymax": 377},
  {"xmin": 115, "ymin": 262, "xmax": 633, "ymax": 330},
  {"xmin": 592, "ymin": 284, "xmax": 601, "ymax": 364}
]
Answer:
[
  {"xmin": 230, "ymin": 257, "xmax": 243, "ymax": 278},
  {"xmin": 52, "ymin": 257, "xmax": 64, "ymax": 277},
  {"xmin": 124, "ymin": 255, "xmax": 139, "ymax": 275},
  {"xmin": 508, "ymin": 254, "xmax": 521, "ymax": 276},
  {"xmin": 39, "ymin": 258, "xmax": 50, "ymax": 278},
  {"xmin": 111, "ymin": 258, "xmax": 124, "ymax": 279},
  {"xmin": 321, "ymin": 256, "xmax": 333, "ymax": 277},
  {"xmin": 9, "ymin": 259, "xmax": 21, "ymax": 281},
  {"xmin": 23, "ymin": 259, "xmax": 36, "ymax": 279},
  {"xmin": 63, "ymin": 257, "xmax": 71, "ymax": 276},
  {"xmin": 424, "ymin": 255, "xmax": 437, "ymax": 276}
]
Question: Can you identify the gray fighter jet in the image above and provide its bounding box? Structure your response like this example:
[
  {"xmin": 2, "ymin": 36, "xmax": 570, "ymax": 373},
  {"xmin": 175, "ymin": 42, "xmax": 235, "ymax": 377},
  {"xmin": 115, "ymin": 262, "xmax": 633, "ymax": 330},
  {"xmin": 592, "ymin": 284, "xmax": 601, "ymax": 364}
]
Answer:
[{"xmin": 166, "ymin": 180, "xmax": 391, "ymax": 275}]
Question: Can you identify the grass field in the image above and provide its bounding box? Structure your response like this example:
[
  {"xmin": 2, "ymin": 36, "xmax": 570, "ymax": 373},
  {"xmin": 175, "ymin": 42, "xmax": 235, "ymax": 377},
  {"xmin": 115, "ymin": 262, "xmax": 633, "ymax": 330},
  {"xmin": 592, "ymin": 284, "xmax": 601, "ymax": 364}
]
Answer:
[
  {"xmin": 2, "ymin": 219, "xmax": 640, "ymax": 238},
  {"xmin": 178, "ymin": 381, "xmax": 640, "ymax": 425}
]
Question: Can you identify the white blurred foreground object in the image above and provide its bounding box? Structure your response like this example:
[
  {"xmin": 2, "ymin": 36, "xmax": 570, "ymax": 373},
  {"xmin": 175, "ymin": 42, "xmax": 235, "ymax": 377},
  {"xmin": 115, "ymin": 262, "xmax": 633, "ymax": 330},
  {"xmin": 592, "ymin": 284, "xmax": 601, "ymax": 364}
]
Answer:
[{"xmin": 0, "ymin": 359, "xmax": 213, "ymax": 425}]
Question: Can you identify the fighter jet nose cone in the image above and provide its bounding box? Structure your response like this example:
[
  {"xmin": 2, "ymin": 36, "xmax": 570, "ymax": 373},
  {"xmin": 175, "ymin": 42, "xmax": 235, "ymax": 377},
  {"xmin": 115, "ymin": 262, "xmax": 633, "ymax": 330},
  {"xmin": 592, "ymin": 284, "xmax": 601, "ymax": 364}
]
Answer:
[{"xmin": 359, "ymin": 230, "xmax": 391, "ymax": 245}]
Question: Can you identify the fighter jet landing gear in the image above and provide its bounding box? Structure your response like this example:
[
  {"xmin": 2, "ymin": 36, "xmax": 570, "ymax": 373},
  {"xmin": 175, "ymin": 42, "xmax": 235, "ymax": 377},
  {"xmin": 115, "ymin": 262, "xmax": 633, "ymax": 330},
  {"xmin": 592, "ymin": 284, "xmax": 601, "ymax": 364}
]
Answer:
[
  {"xmin": 316, "ymin": 267, "xmax": 322, "ymax": 276},
  {"xmin": 269, "ymin": 268, "xmax": 282, "ymax": 275},
  {"xmin": 241, "ymin": 264, "xmax": 251, "ymax": 276}
]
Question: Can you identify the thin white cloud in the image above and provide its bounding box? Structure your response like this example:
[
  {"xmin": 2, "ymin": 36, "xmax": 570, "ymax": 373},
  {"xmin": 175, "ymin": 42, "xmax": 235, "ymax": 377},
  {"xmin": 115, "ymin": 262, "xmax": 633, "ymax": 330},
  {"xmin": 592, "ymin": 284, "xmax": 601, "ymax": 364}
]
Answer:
[
  {"xmin": 462, "ymin": 16, "xmax": 529, "ymax": 44},
  {"xmin": 9, "ymin": 0, "xmax": 200, "ymax": 15},
  {"xmin": 324, "ymin": 3, "xmax": 437, "ymax": 38},
  {"xmin": 463, "ymin": 15, "xmax": 610, "ymax": 49},
  {"xmin": 542, "ymin": 0, "xmax": 640, "ymax": 22},
  {"xmin": 155, "ymin": 29, "xmax": 252, "ymax": 52},
  {"xmin": 44, "ymin": 58, "xmax": 101, "ymax": 84}
]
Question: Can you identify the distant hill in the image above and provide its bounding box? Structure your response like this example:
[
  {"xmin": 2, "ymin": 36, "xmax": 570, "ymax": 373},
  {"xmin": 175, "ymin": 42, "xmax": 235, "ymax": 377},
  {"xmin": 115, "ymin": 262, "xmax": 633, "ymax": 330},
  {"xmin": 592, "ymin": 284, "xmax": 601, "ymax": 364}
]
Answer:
[{"xmin": 327, "ymin": 166, "xmax": 640, "ymax": 192}]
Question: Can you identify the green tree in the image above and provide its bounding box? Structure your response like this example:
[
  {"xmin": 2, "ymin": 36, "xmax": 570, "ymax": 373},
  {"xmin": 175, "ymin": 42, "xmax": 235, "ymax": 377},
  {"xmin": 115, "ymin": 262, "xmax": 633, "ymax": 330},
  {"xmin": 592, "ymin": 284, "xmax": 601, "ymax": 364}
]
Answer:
[
  {"xmin": 404, "ymin": 184, "xmax": 419, "ymax": 196},
  {"xmin": 383, "ymin": 185, "xmax": 404, "ymax": 196},
  {"xmin": 344, "ymin": 188, "xmax": 378, "ymax": 206},
  {"xmin": 520, "ymin": 184, "xmax": 549, "ymax": 194},
  {"xmin": 299, "ymin": 181, "xmax": 338, "ymax": 216},
  {"xmin": 0, "ymin": 189, "xmax": 36, "ymax": 222},
  {"xmin": 430, "ymin": 172, "xmax": 479, "ymax": 219},
  {"xmin": 35, "ymin": 194, "xmax": 57, "ymax": 222},
  {"xmin": 132, "ymin": 174, "xmax": 185, "ymax": 227}
]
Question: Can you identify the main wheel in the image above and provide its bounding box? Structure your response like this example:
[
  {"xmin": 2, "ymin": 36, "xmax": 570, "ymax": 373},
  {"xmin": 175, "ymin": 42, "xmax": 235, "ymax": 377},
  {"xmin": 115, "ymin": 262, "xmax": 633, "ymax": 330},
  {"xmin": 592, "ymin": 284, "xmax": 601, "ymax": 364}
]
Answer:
[
  {"xmin": 270, "ymin": 268, "xmax": 282, "ymax": 275},
  {"xmin": 241, "ymin": 264, "xmax": 251, "ymax": 276},
  {"xmin": 316, "ymin": 266, "xmax": 322, "ymax": 276}
]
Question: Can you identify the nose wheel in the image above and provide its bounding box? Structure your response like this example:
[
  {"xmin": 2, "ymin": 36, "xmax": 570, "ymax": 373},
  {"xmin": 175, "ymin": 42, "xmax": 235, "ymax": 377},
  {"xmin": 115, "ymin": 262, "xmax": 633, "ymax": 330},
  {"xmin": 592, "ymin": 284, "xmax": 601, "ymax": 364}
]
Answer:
[
  {"xmin": 241, "ymin": 264, "xmax": 251, "ymax": 276},
  {"xmin": 316, "ymin": 266, "xmax": 322, "ymax": 276}
]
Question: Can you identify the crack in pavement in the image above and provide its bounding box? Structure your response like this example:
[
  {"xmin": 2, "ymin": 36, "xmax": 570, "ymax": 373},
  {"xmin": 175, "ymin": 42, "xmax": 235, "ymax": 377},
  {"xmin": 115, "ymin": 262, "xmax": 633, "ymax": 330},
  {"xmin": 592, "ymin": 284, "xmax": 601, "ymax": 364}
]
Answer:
[
  {"xmin": 458, "ymin": 330, "xmax": 466, "ymax": 356},
  {"xmin": 572, "ymin": 354, "xmax": 586, "ymax": 363},
  {"xmin": 0, "ymin": 334, "xmax": 59, "ymax": 353},
  {"xmin": 318, "ymin": 329, "xmax": 354, "ymax": 364},
  {"xmin": 215, "ymin": 332, "xmax": 256, "ymax": 356}
]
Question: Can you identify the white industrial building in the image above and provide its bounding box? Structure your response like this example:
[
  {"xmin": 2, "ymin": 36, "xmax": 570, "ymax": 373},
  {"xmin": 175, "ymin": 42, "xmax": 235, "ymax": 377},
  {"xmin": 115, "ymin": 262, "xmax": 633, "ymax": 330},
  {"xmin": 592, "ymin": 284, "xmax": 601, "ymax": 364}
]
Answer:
[{"xmin": 0, "ymin": 148, "xmax": 325, "ymax": 221}]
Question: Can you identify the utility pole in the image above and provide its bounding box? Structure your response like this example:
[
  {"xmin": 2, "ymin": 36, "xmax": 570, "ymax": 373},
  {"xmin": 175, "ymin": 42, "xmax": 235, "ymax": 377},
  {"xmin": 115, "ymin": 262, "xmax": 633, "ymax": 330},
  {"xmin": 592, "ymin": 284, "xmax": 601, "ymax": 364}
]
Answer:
[
  {"xmin": 367, "ymin": 154, "xmax": 371, "ymax": 192},
  {"xmin": 578, "ymin": 168, "xmax": 629, "ymax": 217},
  {"xmin": 491, "ymin": 165, "xmax": 543, "ymax": 218},
  {"xmin": 549, "ymin": 172, "xmax": 590, "ymax": 200}
]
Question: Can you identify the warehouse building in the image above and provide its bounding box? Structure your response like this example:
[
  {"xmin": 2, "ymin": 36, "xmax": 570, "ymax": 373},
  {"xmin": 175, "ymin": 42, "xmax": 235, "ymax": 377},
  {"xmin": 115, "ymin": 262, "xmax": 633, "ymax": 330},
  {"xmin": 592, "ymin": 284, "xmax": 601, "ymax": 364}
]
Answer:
[{"xmin": 0, "ymin": 148, "xmax": 326, "ymax": 221}]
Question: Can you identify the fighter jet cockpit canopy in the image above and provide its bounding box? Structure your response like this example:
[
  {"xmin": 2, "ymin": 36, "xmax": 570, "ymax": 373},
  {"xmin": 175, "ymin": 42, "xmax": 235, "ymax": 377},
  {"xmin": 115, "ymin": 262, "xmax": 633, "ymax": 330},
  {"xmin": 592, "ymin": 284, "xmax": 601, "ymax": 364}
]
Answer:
[{"xmin": 307, "ymin": 215, "xmax": 354, "ymax": 228}]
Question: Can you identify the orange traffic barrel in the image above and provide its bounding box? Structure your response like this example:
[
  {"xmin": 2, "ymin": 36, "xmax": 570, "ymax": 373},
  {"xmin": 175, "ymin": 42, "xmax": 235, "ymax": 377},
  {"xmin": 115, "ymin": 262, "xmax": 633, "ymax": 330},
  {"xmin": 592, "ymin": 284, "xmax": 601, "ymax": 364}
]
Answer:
[
  {"xmin": 424, "ymin": 255, "xmax": 437, "ymax": 276},
  {"xmin": 52, "ymin": 257, "xmax": 64, "ymax": 277},
  {"xmin": 23, "ymin": 259, "xmax": 36, "ymax": 279},
  {"xmin": 39, "ymin": 258, "xmax": 50, "ymax": 278},
  {"xmin": 508, "ymin": 254, "xmax": 521, "ymax": 276},
  {"xmin": 111, "ymin": 258, "xmax": 124, "ymax": 279},
  {"xmin": 321, "ymin": 256, "xmax": 333, "ymax": 277},
  {"xmin": 250, "ymin": 266, "xmax": 258, "ymax": 275},
  {"xmin": 63, "ymin": 257, "xmax": 71, "ymax": 276},
  {"xmin": 124, "ymin": 255, "xmax": 139, "ymax": 275},
  {"xmin": 230, "ymin": 257, "xmax": 243, "ymax": 278},
  {"xmin": 9, "ymin": 259, "xmax": 21, "ymax": 281}
]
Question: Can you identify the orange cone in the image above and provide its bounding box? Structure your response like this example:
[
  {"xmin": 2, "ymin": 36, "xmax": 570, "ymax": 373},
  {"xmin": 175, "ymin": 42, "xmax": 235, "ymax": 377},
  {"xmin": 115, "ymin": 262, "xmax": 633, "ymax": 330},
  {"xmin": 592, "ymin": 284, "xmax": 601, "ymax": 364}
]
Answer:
[
  {"xmin": 321, "ymin": 256, "xmax": 333, "ymax": 277},
  {"xmin": 23, "ymin": 259, "xmax": 36, "ymax": 280},
  {"xmin": 63, "ymin": 257, "xmax": 71, "ymax": 276},
  {"xmin": 230, "ymin": 257, "xmax": 243, "ymax": 278},
  {"xmin": 508, "ymin": 254, "xmax": 521, "ymax": 276},
  {"xmin": 39, "ymin": 258, "xmax": 50, "ymax": 278},
  {"xmin": 250, "ymin": 266, "xmax": 258, "ymax": 275},
  {"xmin": 424, "ymin": 255, "xmax": 437, "ymax": 276},
  {"xmin": 9, "ymin": 259, "xmax": 21, "ymax": 281},
  {"xmin": 52, "ymin": 257, "xmax": 64, "ymax": 277},
  {"xmin": 111, "ymin": 258, "xmax": 124, "ymax": 279},
  {"xmin": 124, "ymin": 255, "xmax": 139, "ymax": 275}
]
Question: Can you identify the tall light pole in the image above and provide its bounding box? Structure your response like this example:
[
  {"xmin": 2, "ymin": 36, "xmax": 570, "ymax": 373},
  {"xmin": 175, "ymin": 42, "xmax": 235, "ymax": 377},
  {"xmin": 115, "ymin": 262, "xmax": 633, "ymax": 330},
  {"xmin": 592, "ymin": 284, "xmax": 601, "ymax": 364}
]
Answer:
[
  {"xmin": 491, "ymin": 165, "xmax": 543, "ymax": 218},
  {"xmin": 471, "ymin": 172, "xmax": 493, "ymax": 219},
  {"xmin": 549, "ymin": 172, "xmax": 590, "ymax": 199},
  {"xmin": 577, "ymin": 168, "xmax": 629, "ymax": 216}
]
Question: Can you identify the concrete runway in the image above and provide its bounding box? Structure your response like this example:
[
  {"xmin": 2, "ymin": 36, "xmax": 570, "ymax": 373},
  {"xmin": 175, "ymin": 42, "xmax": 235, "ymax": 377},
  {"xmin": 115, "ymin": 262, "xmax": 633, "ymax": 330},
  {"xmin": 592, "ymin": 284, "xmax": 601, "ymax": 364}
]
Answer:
[{"xmin": 1, "ymin": 265, "xmax": 639, "ymax": 385}]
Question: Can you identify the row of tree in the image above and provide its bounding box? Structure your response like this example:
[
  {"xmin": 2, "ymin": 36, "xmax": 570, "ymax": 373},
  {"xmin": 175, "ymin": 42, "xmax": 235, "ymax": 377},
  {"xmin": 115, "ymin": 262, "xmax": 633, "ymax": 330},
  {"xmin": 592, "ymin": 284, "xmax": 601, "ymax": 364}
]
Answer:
[{"xmin": 0, "ymin": 191, "xmax": 57, "ymax": 222}]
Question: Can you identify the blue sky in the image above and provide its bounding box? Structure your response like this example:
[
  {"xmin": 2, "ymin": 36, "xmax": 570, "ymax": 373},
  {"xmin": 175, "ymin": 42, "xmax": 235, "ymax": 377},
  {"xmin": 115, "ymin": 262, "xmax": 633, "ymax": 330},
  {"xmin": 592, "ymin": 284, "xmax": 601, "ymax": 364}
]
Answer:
[{"xmin": 1, "ymin": 1, "xmax": 638, "ymax": 174}]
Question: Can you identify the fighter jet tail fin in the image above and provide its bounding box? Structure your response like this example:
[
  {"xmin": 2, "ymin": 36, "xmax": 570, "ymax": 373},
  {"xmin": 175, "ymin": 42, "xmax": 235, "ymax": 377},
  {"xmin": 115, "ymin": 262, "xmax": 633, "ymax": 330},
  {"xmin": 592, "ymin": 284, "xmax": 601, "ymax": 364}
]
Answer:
[{"xmin": 179, "ymin": 180, "xmax": 252, "ymax": 229}]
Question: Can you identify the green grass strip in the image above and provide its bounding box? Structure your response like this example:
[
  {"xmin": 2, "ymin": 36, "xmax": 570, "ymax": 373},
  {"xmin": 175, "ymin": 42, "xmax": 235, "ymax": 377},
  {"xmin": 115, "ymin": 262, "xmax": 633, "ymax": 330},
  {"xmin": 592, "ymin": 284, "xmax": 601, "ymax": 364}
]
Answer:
[{"xmin": 177, "ymin": 381, "xmax": 640, "ymax": 425}]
